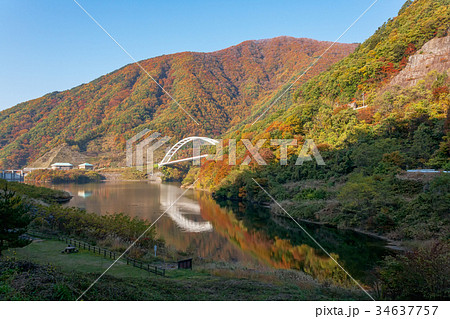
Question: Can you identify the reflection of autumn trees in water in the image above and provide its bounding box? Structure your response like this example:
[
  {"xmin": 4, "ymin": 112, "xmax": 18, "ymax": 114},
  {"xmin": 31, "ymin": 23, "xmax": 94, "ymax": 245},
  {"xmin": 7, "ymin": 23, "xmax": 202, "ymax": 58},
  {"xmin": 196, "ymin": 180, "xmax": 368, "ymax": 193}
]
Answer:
[
  {"xmin": 55, "ymin": 182, "xmax": 380, "ymax": 287},
  {"xmin": 197, "ymin": 194, "xmax": 353, "ymax": 286}
]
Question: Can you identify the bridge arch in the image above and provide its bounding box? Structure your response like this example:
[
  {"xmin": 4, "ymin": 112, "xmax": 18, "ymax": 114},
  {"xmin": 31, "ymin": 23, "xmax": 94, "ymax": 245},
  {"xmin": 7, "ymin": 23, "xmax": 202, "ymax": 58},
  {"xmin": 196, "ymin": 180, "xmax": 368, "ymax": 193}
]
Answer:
[{"xmin": 158, "ymin": 136, "xmax": 219, "ymax": 167}]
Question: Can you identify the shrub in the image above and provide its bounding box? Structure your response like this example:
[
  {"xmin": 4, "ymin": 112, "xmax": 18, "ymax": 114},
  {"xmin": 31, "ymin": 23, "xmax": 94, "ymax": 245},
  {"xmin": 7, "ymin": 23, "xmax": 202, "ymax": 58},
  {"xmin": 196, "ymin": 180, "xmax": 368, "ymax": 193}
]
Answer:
[
  {"xmin": 31, "ymin": 205, "xmax": 157, "ymax": 252},
  {"xmin": 25, "ymin": 169, "xmax": 103, "ymax": 184},
  {"xmin": 377, "ymin": 241, "xmax": 449, "ymax": 300}
]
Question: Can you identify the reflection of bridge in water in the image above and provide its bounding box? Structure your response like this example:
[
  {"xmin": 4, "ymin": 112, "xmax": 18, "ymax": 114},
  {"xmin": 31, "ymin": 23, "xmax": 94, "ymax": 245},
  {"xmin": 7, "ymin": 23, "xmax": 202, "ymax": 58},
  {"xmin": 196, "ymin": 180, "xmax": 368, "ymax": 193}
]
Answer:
[{"xmin": 160, "ymin": 187, "xmax": 213, "ymax": 233}]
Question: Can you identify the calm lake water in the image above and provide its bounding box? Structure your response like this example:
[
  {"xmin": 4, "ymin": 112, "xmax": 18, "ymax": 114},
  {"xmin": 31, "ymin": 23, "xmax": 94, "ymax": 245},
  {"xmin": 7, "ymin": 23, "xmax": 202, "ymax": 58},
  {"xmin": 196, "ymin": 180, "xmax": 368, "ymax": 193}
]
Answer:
[{"xmin": 50, "ymin": 181, "xmax": 390, "ymax": 284}]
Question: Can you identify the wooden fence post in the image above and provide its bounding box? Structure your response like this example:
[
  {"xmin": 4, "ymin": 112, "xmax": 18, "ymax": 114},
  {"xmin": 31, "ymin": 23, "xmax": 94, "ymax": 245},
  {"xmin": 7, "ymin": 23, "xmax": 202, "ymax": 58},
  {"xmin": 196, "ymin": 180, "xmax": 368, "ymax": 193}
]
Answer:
[{"xmin": 54, "ymin": 236, "xmax": 165, "ymax": 278}]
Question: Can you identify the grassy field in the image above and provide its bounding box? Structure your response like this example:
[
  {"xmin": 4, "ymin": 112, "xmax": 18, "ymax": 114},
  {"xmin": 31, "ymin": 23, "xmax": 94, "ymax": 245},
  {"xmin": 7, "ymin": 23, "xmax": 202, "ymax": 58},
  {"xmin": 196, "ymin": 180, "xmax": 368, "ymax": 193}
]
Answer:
[
  {"xmin": 8, "ymin": 239, "xmax": 209, "ymax": 280},
  {"xmin": 7, "ymin": 240, "xmax": 151, "ymax": 279},
  {"xmin": 1, "ymin": 239, "xmax": 367, "ymax": 301}
]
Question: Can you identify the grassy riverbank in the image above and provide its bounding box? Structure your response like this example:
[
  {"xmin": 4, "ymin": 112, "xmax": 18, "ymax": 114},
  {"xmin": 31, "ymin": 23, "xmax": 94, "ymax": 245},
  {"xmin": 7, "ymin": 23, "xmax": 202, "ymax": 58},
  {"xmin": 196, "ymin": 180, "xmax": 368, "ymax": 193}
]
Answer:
[
  {"xmin": 0, "ymin": 179, "xmax": 367, "ymax": 300},
  {"xmin": 0, "ymin": 179, "xmax": 72, "ymax": 203},
  {"xmin": 5, "ymin": 240, "xmax": 150, "ymax": 279},
  {"xmin": 1, "ymin": 239, "xmax": 366, "ymax": 301},
  {"xmin": 2, "ymin": 179, "xmax": 446, "ymax": 300},
  {"xmin": 98, "ymin": 168, "xmax": 148, "ymax": 181},
  {"xmin": 25, "ymin": 169, "xmax": 104, "ymax": 184}
]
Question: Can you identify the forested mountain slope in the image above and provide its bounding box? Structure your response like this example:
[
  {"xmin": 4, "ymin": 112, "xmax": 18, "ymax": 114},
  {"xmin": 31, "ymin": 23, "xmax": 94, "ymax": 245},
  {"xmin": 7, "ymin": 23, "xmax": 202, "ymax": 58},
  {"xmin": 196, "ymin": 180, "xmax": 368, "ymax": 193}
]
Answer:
[
  {"xmin": 188, "ymin": 0, "xmax": 449, "ymax": 189},
  {"xmin": 0, "ymin": 37, "xmax": 356, "ymax": 168},
  {"xmin": 195, "ymin": 0, "xmax": 449, "ymax": 189},
  {"xmin": 200, "ymin": 0, "xmax": 450, "ymax": 242}
]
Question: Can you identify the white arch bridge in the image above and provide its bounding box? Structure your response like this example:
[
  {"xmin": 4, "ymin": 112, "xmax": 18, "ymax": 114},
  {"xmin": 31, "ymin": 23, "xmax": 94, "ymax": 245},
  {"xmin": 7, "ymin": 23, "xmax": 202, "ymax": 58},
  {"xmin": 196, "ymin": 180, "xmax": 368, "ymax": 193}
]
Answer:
[{"xmin": 158, "ymin": 136, "xmax": 219, "ymax": 167}]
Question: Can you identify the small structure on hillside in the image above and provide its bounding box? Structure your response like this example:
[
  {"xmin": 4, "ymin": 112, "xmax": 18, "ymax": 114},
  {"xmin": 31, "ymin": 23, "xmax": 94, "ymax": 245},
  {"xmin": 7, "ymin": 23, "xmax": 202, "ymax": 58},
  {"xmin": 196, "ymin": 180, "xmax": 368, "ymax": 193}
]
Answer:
[
  {"xmin": 177, "ymin": 258, "xmax": 193, "ymax": 270},
  {"xmin": 78, "ymin": 163, "xmax": 94, "ymax": 170},
  {"xmin": 348, "ymin": 94, "xmax": 368, "ymax": 110},
  {"xmin": 51, "ymin": 163, "xmax": 73, "ymax": 170}
]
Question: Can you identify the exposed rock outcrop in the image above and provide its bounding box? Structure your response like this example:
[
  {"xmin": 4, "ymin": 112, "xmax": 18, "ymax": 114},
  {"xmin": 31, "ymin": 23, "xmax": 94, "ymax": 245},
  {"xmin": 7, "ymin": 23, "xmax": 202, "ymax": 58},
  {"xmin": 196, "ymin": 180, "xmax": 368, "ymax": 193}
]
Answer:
[{"xmin": 389, "ymin": 35, "xmax": 450, "ymax": 88}]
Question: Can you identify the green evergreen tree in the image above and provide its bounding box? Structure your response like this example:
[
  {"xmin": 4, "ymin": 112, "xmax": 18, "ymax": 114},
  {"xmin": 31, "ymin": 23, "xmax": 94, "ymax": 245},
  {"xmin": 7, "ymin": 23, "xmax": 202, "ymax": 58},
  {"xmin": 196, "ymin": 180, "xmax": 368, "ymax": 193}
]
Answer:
[{"xmin": 0, "ymin": 181, "xmax": 31, "ymax": 256}]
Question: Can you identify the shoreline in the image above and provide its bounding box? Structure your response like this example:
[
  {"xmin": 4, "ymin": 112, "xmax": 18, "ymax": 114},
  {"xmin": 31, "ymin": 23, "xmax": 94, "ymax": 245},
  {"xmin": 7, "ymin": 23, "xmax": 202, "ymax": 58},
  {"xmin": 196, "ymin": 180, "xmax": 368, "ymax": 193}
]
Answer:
[
  {"xmin": 188, "ymin": 182, "xmax": 407, "ymax": 251},
  {"xmin": 210, "ymin": 192, "xmax": 407, "ymax": 251},
  {"xmin": 30, "ymin": 178, "xmax": 407, "ymax": 251},
  {"xmin": 269, "ymin": 207, "xmax": 406, "ymax": 251}
]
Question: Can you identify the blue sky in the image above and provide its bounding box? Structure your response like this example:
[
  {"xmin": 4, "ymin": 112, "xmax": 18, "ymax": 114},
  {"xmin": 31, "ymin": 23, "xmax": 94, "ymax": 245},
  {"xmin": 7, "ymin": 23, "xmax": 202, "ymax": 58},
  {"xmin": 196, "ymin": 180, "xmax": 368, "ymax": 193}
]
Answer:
[{"xmin": 0, "ymin": 0, "xmax": 407, "ymax": 111}]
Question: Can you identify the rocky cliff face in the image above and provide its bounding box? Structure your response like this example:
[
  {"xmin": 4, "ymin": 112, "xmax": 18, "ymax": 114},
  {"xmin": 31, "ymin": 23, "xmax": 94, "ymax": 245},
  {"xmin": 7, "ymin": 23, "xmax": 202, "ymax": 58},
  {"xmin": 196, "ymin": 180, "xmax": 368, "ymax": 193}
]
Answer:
[{"xmin": 389, "ymin": 35, "xmax": 450, "ymax": 87}]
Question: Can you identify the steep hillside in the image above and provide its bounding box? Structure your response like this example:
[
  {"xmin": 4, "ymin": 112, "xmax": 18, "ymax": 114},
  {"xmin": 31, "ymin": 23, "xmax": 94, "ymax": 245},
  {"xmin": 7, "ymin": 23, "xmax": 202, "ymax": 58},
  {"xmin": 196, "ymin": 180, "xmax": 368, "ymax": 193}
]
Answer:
[
  {"xmin": 195, "ymin": 0, "xmax": 449, "ymax": 189},
  {"xmin": 200, "ymin": 0, "xmax": 449, "ymax": 241},
  {"xmin": 28, "ymin": 143, "xmax": 90, "ymax": 168},
  {"xmin": 0, "ymin": 37, "xmax": 356, "ymax": 168},
  {"xmin": 388, "ymin": 35, "xmax": 450, "ymax": 88},
  {"xmin": 295, "ymin": 0, "xmax": 449, "ymax": 105}
]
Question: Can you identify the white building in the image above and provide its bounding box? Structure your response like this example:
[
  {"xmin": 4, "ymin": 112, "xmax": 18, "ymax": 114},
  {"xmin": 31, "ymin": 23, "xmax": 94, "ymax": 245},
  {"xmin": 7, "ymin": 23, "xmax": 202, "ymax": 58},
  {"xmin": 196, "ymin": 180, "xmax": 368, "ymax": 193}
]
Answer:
[
  {"xmin": 78, "ymin": 163, "xmax": 94, "ymax": 170},
  {"xmin": 51, "ymin": 163, "xmax": 73, "ymax": 170}
]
